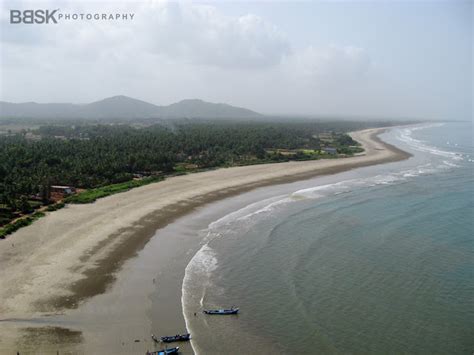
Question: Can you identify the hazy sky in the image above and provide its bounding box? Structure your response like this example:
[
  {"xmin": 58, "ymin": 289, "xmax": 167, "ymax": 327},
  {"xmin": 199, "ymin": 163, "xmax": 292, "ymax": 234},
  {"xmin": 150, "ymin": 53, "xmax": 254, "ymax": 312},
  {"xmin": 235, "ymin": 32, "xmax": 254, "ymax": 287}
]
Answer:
[{"xmin": 0, "ymin": 0, "xmax": 472, "ymax": 120}]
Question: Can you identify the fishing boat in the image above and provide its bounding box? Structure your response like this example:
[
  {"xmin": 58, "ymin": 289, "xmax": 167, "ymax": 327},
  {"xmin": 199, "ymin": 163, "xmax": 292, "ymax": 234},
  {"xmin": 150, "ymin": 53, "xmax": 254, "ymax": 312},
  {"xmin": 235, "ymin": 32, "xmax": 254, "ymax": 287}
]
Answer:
[
  {"xmin": 203, "ymin": 306, "xmax": 239, "ymax": 315},
  {"xmin": 160, "ymin": 333, "xmax": 191, "ymax": 343},
  {"xmin": 146, "ymin": 347, "xmax": 179, "ymax": 355}
]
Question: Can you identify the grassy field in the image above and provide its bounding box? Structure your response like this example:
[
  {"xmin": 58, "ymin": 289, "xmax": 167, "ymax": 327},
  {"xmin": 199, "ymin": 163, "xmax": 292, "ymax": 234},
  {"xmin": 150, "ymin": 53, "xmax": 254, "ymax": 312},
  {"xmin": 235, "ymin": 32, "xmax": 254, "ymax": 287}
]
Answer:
[{"xmin": 65, "ymin": 176, "xmax": 165, "ymax": 204}]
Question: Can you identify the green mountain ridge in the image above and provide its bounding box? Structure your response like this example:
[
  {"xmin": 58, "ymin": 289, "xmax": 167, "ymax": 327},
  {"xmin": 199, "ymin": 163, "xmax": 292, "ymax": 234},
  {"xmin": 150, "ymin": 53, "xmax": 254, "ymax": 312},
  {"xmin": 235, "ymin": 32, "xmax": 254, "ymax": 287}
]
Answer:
[{"xmin": 0, "ymin": 95, "xmax": 262, "ymax": 119}]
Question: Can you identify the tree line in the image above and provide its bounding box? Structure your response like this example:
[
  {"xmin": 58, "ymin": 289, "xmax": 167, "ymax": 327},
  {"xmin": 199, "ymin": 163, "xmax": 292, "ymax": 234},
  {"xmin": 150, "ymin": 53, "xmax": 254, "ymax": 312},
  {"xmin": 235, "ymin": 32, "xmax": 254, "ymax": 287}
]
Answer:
[{"xmin": 0, "ymin": 119, "xmax": 390, "ymax": 222}]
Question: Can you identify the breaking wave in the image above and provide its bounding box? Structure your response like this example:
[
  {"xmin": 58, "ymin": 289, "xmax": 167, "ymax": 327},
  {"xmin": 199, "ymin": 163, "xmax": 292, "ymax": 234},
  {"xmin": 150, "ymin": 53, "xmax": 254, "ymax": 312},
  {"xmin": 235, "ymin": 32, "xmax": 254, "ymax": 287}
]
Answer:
[{"xmin": 396, "ymin": 123, "xmax": 464, "ymax": 161}]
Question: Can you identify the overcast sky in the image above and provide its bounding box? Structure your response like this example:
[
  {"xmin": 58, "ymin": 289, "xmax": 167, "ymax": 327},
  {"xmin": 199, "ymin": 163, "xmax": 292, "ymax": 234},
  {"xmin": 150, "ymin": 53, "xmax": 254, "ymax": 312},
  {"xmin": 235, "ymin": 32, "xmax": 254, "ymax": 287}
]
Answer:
[{"xmin": 0, "ymin": 0, "xmax": 472, "ymax": 120}]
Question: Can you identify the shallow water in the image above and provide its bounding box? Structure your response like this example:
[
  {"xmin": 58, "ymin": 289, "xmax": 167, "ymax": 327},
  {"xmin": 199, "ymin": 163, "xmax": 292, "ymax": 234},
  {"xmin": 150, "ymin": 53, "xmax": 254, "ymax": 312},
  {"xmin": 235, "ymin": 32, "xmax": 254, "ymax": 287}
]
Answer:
[{"xmin": 183, "ymin": 122, "xmax": 474, "ymax": 354}]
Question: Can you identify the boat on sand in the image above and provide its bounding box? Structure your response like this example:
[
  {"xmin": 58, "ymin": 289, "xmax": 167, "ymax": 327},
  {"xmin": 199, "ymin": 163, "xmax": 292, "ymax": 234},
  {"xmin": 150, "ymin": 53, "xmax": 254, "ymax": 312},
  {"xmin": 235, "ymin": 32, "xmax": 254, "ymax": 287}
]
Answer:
[
  {"xmin": 146, "ymin": 347, "xmax": 179, "ymax": 355},
  {"xmin": 203, "ymin": 306, "xmax": 239, "ymax": 315},
  {"xmin": 160, "ymin": 333, "xmax": 191, "ymax": 343}
]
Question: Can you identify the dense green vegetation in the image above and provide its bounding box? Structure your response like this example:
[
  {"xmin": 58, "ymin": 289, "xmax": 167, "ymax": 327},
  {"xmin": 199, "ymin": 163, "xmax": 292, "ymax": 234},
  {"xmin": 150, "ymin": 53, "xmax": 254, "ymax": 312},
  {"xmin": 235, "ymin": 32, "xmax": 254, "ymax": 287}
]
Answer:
[{"xmin": 0, "ymin": 119, "xmax": 395, "ymax": 236}]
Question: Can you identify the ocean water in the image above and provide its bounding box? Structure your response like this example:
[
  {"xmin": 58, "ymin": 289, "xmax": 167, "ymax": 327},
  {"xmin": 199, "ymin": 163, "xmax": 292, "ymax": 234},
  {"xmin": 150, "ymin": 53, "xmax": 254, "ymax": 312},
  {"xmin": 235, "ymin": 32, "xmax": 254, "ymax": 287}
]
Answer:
[{"xmin": 182, "ymin": 122, "xmax": 474, "ymax": 354}]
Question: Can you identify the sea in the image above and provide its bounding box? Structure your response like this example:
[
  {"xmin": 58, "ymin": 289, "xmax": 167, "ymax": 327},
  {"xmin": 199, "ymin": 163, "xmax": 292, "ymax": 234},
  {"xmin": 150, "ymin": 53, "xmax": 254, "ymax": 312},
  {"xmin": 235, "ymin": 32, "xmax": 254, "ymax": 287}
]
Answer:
[{"xmin": 181, "ymin": 121, "xmax": 474, "ymax": 354}]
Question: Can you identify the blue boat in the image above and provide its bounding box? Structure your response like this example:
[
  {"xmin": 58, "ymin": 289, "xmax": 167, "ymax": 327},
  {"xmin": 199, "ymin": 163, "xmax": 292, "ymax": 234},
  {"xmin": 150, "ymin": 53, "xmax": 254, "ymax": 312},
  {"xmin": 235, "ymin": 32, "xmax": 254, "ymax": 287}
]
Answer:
[
  {"xmin": 203, "ymin": 306, "xmax": 239, "ymax": 315},
  {"xmin": 146, "ymin": 347, "xmax": 179, "ymax": 355}
]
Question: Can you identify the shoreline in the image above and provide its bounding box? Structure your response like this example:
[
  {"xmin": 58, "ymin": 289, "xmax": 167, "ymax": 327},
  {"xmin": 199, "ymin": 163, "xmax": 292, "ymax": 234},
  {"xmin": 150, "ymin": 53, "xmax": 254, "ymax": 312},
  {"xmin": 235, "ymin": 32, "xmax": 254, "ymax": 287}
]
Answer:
[
  {"xmin": 62, "ymin": 128, "xmax": 411, "ymax": 310},
  {"xmin": 0, "ymin": 127, "xmax": 411, "ymax": 351}
]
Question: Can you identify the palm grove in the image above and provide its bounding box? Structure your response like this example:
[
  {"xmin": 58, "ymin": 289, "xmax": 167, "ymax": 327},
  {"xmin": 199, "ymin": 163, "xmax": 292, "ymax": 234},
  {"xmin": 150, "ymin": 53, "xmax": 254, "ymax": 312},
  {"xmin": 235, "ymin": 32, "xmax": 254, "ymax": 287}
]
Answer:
[{"xmin": 0, "ymin": 119, "xmax": 383, "ymax": 230}]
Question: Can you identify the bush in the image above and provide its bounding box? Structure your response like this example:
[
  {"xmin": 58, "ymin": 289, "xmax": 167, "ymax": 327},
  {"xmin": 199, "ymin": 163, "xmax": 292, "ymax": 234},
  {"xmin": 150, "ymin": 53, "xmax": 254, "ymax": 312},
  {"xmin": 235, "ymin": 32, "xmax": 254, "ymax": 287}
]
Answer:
[
  {"xmin": 46, "ymin": 202, "xmax": 65, "ymax": 211},
  {"xmin": 0, "ymin": 211, "xmax": 45, "ymax": 239}
]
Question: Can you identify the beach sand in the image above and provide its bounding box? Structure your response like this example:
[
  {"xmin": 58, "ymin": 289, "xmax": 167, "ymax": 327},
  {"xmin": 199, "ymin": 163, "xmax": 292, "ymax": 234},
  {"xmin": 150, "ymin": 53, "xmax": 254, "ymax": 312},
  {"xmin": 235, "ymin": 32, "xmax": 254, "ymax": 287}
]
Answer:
[{"xmin": 0, "ymin": 128, "xmax": 410, "ymax": 353}]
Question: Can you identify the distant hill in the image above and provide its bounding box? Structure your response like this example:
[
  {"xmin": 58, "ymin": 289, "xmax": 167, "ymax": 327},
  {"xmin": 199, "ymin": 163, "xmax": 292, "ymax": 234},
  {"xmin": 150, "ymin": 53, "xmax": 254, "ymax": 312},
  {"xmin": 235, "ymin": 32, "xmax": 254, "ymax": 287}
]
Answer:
[
  {"xmin": 0, "ymin": 95, "xmax": 262, "ymax": 120},
  {"xmin": 161, "ymin": 99, "xmax": 261, "ymax": 119},
  {"xmin": 83, "ymin": 95, "xmax": 161, "ymax": 119}
]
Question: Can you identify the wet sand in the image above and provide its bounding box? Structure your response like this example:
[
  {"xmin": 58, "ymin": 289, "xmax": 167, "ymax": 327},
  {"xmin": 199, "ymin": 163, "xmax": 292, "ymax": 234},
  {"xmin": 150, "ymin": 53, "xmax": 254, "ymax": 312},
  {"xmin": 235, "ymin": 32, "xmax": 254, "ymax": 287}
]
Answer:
[{"xmin": 0, "ymin": 128, "xmax": 411, "ymax": 353}]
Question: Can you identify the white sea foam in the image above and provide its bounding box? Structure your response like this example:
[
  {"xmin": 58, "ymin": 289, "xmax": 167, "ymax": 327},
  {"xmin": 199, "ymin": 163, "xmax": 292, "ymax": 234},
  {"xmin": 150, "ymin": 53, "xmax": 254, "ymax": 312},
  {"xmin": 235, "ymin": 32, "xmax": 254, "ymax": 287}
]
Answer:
[
  {"xmin": 236, "ymin": 197, "xmax": 294, "ymax": 221},
  {"xmin": 442, "ymin": 160, "xmax": 460, "ymax": 168},
  {"xmin": 205, "ymin": 194, "xmax": 288, "ymax": 233},
  {"xmin": 396, "ymin": 123, "xmax": 463, "ymax": 161},
  {"xmin": 181, "ymin": 243, "xmax": 219, "ymax": 355}
]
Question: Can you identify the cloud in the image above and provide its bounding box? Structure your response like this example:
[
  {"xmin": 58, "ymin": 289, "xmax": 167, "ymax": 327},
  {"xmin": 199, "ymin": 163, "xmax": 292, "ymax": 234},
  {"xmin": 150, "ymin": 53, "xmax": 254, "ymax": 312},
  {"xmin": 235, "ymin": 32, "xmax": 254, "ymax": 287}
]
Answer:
[
  {"xmin": 137, "ymin": 1, "xmax": 291, "ymax": 69},
  {"xmin": 284, "ymin": 45, "xmax": 371, "ymax": 86},
  {"xmin": 1, "ymin": 0, "xmax": 291, "ymax": 69},
  {"xmin": 0, "ymin": 0, "xmax": 383, "ymax": 117}
]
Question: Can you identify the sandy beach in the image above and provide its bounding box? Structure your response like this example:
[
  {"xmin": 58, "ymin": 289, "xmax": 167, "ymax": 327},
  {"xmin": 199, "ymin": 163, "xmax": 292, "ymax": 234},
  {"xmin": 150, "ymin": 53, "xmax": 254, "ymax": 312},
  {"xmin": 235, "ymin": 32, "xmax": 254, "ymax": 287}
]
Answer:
[{"xmin": 0, "ymin": 128, "xmax": 410, "ymax": 353}]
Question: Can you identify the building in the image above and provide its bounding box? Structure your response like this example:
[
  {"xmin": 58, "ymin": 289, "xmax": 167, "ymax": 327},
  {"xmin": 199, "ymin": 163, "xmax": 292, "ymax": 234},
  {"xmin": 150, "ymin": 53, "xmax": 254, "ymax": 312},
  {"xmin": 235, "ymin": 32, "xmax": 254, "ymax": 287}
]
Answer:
[
  {"xmin": 323, "ymin": 147, "xmax": 338, "ymax": 155},
  {"xmin": 50, "ymin": 185, "xmax": 76, "ymax": 201},
  {"xmin": 51, "ymin": 186, "xmax": 76, "ymax": 195}
]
